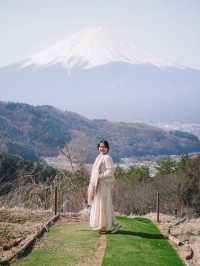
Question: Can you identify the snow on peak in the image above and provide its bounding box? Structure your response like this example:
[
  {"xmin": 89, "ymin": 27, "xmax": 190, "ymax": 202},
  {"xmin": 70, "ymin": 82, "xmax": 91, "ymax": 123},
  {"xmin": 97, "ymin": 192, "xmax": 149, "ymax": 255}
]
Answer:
[{"xmin": 22, "ymin": 26, "xmax": 172, "ymax": 72}]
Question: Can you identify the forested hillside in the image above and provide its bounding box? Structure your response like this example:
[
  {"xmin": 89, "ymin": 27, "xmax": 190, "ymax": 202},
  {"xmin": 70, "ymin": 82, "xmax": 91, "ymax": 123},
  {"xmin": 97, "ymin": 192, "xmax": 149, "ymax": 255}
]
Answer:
[{"xmin": 0, "ymin": 101, "xmax": 200, "ymax": 162}]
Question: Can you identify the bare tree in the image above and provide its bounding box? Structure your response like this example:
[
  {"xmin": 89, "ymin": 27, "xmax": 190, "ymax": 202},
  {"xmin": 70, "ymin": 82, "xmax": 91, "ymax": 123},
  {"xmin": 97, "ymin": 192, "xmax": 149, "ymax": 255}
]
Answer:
[{"xmin": 61, "ymin": 144, "xmax": 74, "ymax": 172}]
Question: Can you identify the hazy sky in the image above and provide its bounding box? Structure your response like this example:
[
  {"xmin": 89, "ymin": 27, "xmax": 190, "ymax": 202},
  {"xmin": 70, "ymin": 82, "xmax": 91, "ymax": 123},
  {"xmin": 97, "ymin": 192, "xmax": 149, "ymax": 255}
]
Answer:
[{"xmin": 1, "ymin": 0, "xmax": 200, "ymax": 69}]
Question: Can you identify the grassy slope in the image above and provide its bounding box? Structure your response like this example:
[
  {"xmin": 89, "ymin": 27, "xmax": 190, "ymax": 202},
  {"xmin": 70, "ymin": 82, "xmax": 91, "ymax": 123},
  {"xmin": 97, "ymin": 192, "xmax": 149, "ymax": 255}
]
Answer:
[
  {"xmin": 13, "ymin": 218, "xmax": 99, "ymax": 266},
  {"xmin": 103, "ymin": 217, "xmax": 185, "ymax": 266}
]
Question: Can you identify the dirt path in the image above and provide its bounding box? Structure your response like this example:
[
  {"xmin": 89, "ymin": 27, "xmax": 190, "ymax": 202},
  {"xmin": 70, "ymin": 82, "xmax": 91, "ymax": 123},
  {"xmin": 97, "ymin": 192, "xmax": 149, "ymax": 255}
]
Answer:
[{"xmin": 95, "ymin": 234, "xmax": 107, "ymax": 266}]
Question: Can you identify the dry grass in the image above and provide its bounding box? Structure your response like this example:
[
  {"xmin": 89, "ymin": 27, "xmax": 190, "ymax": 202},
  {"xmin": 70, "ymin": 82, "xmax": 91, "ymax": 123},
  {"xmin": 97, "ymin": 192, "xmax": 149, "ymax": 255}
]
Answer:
[
  {"xmin": 0, "ymin": 208, "xmax": 54, "ymax": 263},
  {"xmin": 0, "ymin": 208, "xmax": 53, "ymax": 224}
]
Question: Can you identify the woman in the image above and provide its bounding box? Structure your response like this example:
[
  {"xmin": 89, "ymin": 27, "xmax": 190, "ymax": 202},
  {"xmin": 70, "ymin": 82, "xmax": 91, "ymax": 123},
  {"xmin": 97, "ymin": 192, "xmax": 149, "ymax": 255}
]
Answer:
[{"xmin": 87, "ymin": 139, "xmax": 122, "ymax": 233}]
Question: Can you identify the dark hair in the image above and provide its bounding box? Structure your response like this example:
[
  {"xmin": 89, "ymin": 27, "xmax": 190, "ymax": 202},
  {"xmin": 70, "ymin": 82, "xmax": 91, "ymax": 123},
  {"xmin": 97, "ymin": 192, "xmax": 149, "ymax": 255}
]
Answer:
[{"xmin": 97, "ymin": 139, "xmax": 110, "ymax": 151}]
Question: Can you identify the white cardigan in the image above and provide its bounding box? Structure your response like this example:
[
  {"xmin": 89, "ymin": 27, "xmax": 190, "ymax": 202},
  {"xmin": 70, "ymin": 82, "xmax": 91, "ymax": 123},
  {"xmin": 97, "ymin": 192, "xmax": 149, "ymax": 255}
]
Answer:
[
  {"xmin": 88, "ymin": 153, "xmax": 114, "ymax": 205},
  {"xmin": 99, "ymin": 154, "xmax": 114, "ymax": 181}
]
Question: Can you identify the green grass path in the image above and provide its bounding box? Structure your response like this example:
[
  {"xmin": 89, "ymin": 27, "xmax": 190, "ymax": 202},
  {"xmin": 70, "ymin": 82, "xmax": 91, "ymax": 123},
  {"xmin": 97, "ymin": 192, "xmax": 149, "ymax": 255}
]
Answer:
[
  {"xmin": 13, "ymin": 216, "xmax": 185, "ymax": 266},
  {"xmin": 13, "ymin": 217, "xmax": 99, "ymax": 266},
  {"xmin": 103, "ymin": 217, "xmax": 186, "ymax": 266}
]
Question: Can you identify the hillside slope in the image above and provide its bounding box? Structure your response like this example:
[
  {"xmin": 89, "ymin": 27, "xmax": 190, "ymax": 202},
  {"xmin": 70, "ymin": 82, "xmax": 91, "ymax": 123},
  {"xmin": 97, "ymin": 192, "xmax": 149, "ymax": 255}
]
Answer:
[{"xmin": 0, "ymin": 101, "xmax": 200, "ymax": 162}]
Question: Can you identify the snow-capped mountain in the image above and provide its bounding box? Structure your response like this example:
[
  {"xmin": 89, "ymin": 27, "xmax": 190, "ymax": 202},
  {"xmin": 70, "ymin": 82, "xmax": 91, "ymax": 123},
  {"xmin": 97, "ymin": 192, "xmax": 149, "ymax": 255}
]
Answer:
[
  {"xmin": 0, "ymin": 26, "xmax": 200, "ymax": 123},
  {"xmin": 22, "ymin": 26, "xmax": 175, "ymax": 73}
]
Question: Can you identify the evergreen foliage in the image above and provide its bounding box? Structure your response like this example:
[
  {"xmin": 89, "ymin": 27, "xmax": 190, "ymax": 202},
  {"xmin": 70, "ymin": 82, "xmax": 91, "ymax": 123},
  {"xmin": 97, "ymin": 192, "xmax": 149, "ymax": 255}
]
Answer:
[
  {"xmin": 7, "ymin": 142, "xmax": 40, "ymax": 161},
  {"xmin": 0, "ymin": 152, "xmax": 58, "ymax": 195}
]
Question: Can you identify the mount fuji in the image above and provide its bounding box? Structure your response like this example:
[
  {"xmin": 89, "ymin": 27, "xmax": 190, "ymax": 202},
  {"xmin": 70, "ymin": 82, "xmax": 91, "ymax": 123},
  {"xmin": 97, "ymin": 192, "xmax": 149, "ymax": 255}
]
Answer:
[
  {"xmin": 21, "ymin": 27, "xmax": 173, "ymax": 72},
  {"xmin": 0, "ymin": 26, "xmax": 200, "ymax": 122}
]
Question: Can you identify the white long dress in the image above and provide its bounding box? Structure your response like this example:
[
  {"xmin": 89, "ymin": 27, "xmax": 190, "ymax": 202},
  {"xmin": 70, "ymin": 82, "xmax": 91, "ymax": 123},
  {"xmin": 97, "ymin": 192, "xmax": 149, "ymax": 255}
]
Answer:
[{"xmin": 88, "ymin": 153, "xmax": 115, "ymax": 231}]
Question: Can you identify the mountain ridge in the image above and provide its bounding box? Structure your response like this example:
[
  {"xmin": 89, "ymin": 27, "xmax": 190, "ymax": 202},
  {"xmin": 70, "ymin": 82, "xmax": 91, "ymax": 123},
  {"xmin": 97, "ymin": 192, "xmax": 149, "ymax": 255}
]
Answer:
[{"xmin": 0, "ymin": 101, "xmax": 200, "ymax": 162}]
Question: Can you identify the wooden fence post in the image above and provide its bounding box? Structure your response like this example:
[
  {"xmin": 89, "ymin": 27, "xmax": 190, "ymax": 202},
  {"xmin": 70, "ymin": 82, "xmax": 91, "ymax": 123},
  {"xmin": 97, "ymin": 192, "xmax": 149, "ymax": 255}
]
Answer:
[
  {"xmin": 156, "ymin": 192, "xmax": 160, "ymax": 223},
  {"xmin": 54, "ymin": 186, "xmax": 58, "ymax": 215},
  {"xmin": 44, "ymin": 188, "xmax": 48, "ymax": 210}
]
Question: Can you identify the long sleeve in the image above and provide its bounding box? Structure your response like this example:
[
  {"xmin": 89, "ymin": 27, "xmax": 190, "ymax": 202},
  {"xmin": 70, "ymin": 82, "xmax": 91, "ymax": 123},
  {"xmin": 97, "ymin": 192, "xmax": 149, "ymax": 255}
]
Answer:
[{"xmin": 100, "ymin": 155, "xmax": 114, "ymax": 181}]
